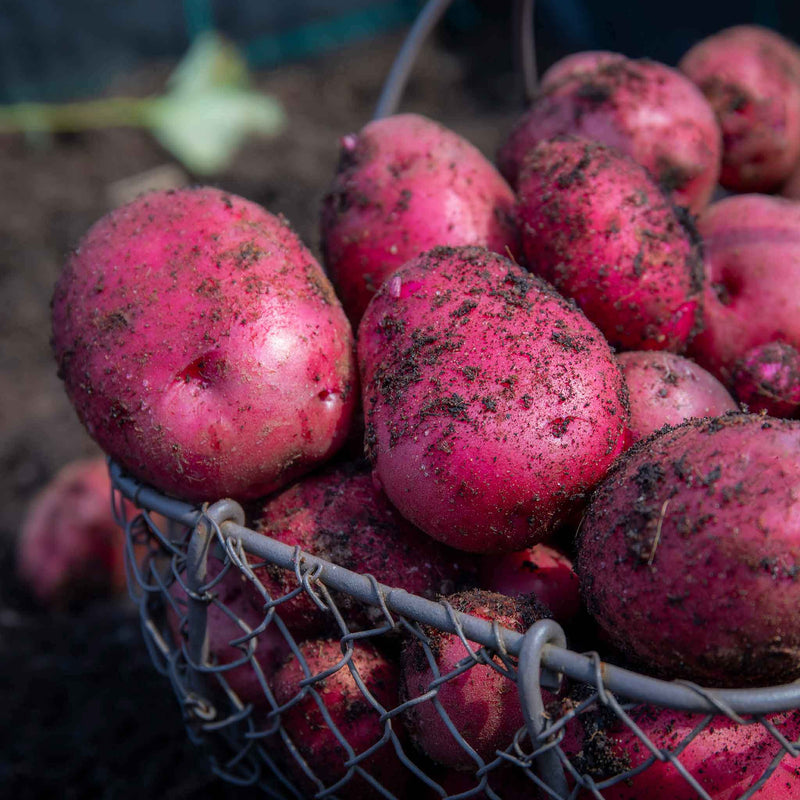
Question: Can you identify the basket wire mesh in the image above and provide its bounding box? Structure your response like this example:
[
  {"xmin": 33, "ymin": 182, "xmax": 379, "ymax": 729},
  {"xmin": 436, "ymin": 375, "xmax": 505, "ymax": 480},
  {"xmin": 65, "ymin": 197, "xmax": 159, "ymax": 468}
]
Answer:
[{"xmin": 111, "ymin": 460, "xmax": 800, "ymax": 799}]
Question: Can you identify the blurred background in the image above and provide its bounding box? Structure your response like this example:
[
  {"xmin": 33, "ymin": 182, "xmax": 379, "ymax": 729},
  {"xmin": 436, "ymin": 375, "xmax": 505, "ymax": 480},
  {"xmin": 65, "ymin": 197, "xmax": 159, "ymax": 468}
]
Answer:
[{"xmin": 1, "ymin": 1, "xmax": 800, "ymax": 798}]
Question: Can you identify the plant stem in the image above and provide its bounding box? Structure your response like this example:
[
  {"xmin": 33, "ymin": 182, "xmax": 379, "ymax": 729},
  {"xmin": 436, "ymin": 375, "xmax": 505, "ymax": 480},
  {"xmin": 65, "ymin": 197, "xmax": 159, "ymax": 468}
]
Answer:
[{"xmin": 0, "ymin": 96, "xmax": 155, "ymax": 134}]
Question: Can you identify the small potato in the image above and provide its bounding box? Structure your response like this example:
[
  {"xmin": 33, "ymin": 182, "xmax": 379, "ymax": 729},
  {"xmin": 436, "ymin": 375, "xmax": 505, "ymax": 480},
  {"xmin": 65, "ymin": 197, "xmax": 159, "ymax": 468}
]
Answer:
[
  {"xmin": 399, "ymin": 590, "xmax": 550, "ymax": 770},
  {"xmin": 359, "ymin": 246, "xmax": 630, "ymax": 554},
  {"xmin": 732, "ymin": 341, "xmax": 800, "ymax": 419},
  {"xmin": 561, "ymin": 702, "xmax": 800, "ymax": 799},
  {"xmin": 16, "ymin": 457, "xmax": 130, "ymax": 607},
  {"xmin": 617, "ymin": 350, "xmax": 737, "ymax": 440},
  {"xmin": 246, "ymin": 462, "xmax": 470, "ymax": 638},
  {"xmin": 273, "ymin": 638, "xmax": 408, "ymax": 797}
]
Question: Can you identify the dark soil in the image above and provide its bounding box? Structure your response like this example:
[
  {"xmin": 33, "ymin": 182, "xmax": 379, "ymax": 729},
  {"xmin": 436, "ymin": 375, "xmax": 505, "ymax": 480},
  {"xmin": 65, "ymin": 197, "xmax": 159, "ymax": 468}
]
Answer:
[{"xmin": 0, "ymin": 24, "xmax": 522, "ymax": 799}]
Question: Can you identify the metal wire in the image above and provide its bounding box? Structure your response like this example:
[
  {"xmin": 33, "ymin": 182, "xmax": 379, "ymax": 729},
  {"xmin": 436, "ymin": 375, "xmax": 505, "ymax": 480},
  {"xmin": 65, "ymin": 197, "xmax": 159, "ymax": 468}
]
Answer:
[
  {"xmin": 112, "ymin": 461, "xmax": 800, "ymax": 800},
  {"xmin": 372, "ymin": 0, "xmax": 455, "ymax": 120}
]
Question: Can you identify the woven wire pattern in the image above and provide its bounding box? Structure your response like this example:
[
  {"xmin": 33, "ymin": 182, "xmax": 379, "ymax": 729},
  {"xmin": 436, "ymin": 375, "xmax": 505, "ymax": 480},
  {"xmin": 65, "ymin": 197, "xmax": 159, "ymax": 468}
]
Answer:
[{"xmin": 111, "ymin": 468, "xmax": 800, "ymax": 800}]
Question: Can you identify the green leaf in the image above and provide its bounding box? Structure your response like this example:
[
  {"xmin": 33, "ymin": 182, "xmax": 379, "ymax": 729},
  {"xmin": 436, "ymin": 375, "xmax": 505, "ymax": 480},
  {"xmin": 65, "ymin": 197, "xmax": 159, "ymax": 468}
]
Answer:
[{"xmin": 147, "ymin": 32, "xmax": 286, "ymax": 174}]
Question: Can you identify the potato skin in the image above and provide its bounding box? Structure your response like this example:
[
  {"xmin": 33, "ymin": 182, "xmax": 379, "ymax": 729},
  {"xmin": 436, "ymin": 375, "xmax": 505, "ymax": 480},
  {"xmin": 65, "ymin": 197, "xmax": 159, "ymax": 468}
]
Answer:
[
  {"xmin": 358, "ymin": 246, "xmax": 630, "ymax": 554},
  {"xmin": 52, "ymin": 187, "xmax": 356, "ymax": 503},
  {"xmin": 577, "ymin": 413, "xmax": 800, "ymax": 687},
  {"xmin": 516, "ymin": 138, "xmax": 704, "ymax": 353}
]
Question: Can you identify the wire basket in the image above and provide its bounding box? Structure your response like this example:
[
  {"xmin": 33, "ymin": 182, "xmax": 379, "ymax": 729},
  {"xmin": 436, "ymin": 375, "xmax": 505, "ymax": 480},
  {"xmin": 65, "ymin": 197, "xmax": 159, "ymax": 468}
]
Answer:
[
  {"xmin": 111, "ymin": 460, "xmax": 800, "ymax": 800},
  {"xmin": 104, "ymin": 2, "xmax": 800, "ymax": 798}
]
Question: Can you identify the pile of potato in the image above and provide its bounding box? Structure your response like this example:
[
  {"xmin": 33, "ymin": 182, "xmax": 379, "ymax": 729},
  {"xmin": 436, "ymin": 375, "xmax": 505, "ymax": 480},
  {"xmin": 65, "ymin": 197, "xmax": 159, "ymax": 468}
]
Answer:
[{"xmin": 46, "ymin": 22, "xmax": 800, "ymax": 800}]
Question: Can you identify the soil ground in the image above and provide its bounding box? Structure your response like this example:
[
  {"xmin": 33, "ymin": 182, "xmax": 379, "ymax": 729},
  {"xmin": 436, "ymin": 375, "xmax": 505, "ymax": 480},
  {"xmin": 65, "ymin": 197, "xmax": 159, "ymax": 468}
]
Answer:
[{"xmin": 0, "ymin": 22, "xmax": 523, "ymax": 798}]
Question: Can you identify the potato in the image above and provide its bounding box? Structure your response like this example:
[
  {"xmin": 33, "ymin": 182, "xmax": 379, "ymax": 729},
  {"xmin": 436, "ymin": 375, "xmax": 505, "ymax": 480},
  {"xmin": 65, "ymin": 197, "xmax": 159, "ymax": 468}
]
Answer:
[
  {"xmin": 732, "ymin": 341, "xmax": 800, "ymax": 418},
  {"xmin": 617, "ymin": 351, "xmax": 737, "ymax": 441},
  {"xmin": 498, "ymin": 54, "xmax": 721, "ymax": 214},
  {"xmin": 399, "ymin": 589, "xmax": 550, "ymax": 770},
  {"xmin": 246, "ymin": 462, "xmax": 470, "ymax": 638},
  {"xmin": 562, "ymin": 702, "xmax": 800, "ymax": 799},
  {"xmin": 358, "ymin": 245, "xmax": 630, "ymax": 554},
  {"xmin": 687, "ymin": 194, "xmax": 800, "ymax": 385},
  {"xmin": 51, "ymin": 187, "xmax": 357, "ymax": 503},
  {"xmin": 679, "ymin": 25, "xmax": 800, "ymax": 192},
  {"xmin": 577, "ymin": 413, "xmax": 800, "ymax": 686},
  {"xmin": 16, "ymin": 457, "xmax": 130, "ymax": 607},
  {"xmin": 516, "ymin": 138, "xmax": 704, "ymax": 352},
  {"xmin": 320, "ymin": 113, "xmax": 519, "ymax": 326}
]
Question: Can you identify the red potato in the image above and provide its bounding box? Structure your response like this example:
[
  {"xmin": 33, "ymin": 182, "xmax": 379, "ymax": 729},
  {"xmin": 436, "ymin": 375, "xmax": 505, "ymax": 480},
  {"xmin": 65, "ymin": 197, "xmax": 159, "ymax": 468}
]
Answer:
[
  {"xmin": 478, "ymin": 543, "xmax": 581, "ymax": 627},
  {"xmin": 246, "ymin": 463, "xmax": 471, "ymax": 638},
  {"xmin": 358, "ymin": 246, "xmax": 631, "ymax": 554},
  {"xmin": 498, "ymin": 54, "xmax": 722, "ymax": 214},
  {"xmin": 679, "ymin": 25, "xmax": 800, "ymax": 193},
  {"xmin": 273, "ymin": 637, "xmax": 408, "ymax": 797},
  {"xmin": 400, "ymin": 589, "xmax": 550, "ymax": 770},
  {"xmin": 734, "ymin": 343, "xmax": 800, "ymax": 416},
  {"xmin": 732, "ymin": 341, "xmax": 800, "ymax": 418},
  {"xmin": 166, "ymin": 556, "xmax": 290, "ymax": 713},
  {"xmin": 687, "ymin": 194, "xmax": 800, "ymax": 384},
  {"xmin": 320, "ymin": 113, "xmax": 519, "ymax": 325},
  {"xmin": 516, "ymin": 138, "xmax": 704, "ymax": 352},
  {"xmin": 577, "ymin": 413, "xmax": 800, "ymax": 687},
  {"xmin": 563, "ymin": 704, "xmax": 800, "ymax": 799},
  {"xmin": 617, "ymin": 350, "xmax": 737, "ymax": 441},
  {"xmin": 51, "ymin": 187, "xmax": 356, "ymax": 504},
  {"xmin": 16, "ymin": 457, "xmax": 132, "ymax": 607}
]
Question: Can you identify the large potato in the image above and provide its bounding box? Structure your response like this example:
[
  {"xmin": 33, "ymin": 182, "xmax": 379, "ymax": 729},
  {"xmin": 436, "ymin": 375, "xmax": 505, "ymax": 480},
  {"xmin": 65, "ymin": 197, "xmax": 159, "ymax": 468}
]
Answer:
[
  {"xmin": 358, "ymin": 246, "xmax": 630, "ymax": 554},
  {"xmin": 52, "ymin": 187, "xmax": 356, "ymax": 503},
  {"xmin": 577, "ymin": 413, "xmax": 800, "ymax": 687}
]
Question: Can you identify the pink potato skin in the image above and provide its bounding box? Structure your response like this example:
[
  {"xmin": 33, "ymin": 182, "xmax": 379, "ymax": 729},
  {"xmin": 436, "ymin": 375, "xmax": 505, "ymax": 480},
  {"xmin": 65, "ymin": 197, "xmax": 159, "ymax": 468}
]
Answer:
[
  {"xmin": 273, "ymin": 637, "xmax": 408, "ymax": 797},
  {"xmin": 246, "ymin": 463, "xmax": 470, "ymax": 638},
  {"xmin": 732, "ymin": 341, "xmax": 800, "ymax": 418},
  {"xmin": 679, "ymin": 25, "xmax": 800, "ymax": 193},
  {"xmin": 617, "ymin": 350, "xmax": 737, "ymax": 441},
  {"xmin": 562, "ymin": 704, "xmax": 800, "ymax": 799},
  {"xmin": 516, "ymin": 139, "xmax": 704, "ymax": 352},
  {"xmin": 51, "ymin": 187, "xmax": 356, "ymax": 504},
  {"xmin": 400, "ymin": 590, "xmax": 550, "ymax": 770},
  {"xmin": 320, "ymin": 113, "xmax": 520, "ymax": 325},
  {"xmin": 688, "ymin": 194, "xmax": 800, "ymax": 385},
  {"xmin": 478, "ymin": 543, "xmax": 581, "ymax": 626},
  {"xmin": 577, "ymin": 414, "xmax": 800, "ymax": 687},
  {"xmin": 358, "ymin": 246, "xmax": 631, "ymax": 554},
  {"xmin": 498, "ymin": 55, "xmax": 722, "ymax": 214},
  {"xmin": 16, "ymin": 457, "xmax": 133, "ymax": 607}
]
